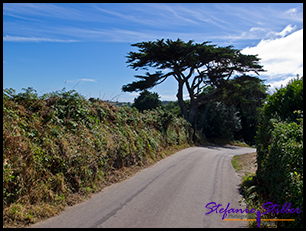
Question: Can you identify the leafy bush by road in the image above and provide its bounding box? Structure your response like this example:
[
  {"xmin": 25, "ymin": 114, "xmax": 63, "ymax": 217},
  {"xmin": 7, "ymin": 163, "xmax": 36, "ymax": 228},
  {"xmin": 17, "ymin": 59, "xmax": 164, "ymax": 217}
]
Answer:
[{"xmin": 243, "ymin": 76, "xmax": 303, "ymax": 228}]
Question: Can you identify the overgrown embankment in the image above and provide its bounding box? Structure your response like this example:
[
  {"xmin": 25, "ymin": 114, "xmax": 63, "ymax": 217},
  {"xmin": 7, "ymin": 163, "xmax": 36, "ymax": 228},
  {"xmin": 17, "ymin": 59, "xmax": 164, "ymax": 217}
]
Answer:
[{"xmin": 3, "ymin": 88, "xmax": 198, "ymax": 227}]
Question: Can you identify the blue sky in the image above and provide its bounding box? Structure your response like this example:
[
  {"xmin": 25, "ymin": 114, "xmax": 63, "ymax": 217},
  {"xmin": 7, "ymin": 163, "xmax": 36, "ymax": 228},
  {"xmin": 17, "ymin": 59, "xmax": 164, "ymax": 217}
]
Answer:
[{"xmin": 3, "ymin": 3, "xmax": 303, "ymax": 102}]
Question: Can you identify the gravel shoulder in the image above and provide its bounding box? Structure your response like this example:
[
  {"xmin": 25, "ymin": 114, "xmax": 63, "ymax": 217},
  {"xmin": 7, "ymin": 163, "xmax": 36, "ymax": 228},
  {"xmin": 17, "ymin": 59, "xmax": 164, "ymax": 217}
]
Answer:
[{"xmin": 231, "ymin": 152, "xmax": 257, "ymax": 178}]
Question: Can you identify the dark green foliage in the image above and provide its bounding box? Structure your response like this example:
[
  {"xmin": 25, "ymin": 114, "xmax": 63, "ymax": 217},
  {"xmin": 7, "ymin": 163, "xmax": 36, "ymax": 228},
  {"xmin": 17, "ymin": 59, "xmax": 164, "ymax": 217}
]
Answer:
[
  {"xmin": 122, "ymin": 72, "xmax": 164, "ymax": 92},
  {"xmin": 262, "ymin": 75, "xmax": 303, "ymax": 122},
  {"xmin": 198, "ymin": 102, "xmax": 241, "ymax": 141},
  {"xmin": 132, "ymin": 90, "xmax": 162, "ymax": 112},
  {"xmin": 218, "ymin": 75, "xmax": 268, "ymax": 144},
  {"xmin": 255, "ymin": 117, "xmax": 303, "ymax": 228},
  {"xmin": 163, "ymin": 101, "xmax": 182, "ymax": 117},
  {"xmin": 196, "ymin": 75, "xmax": 268, "ymax": 144},
  {"xmin": 254, "ymin": 76, "xmax": 303, "ymax": 228}
]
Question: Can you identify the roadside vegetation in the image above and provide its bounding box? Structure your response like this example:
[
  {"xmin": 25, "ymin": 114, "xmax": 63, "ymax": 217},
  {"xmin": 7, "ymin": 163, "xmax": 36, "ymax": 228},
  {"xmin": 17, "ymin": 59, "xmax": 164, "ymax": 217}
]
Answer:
[
  {"xmin": 3, "ymin": 87, "xmax": 200, "ymax": 227},
  {"xmin": 239, "ymin": 75, "xmax": 303, "ymax": 228}
]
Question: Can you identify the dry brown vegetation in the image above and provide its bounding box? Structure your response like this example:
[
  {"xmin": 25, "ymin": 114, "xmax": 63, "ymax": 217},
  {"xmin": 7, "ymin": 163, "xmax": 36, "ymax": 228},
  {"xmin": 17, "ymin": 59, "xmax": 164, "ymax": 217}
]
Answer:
[{"xmin": 3, "ymin": 88, "xmax": 202, "ymax": 227}]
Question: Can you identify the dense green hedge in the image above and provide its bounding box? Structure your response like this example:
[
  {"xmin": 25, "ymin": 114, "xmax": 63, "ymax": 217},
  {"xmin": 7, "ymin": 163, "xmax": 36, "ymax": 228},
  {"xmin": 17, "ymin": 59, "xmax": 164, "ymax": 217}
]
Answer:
[
  {"xmin": 254, "ymin": 76, "xmax": 303, "ymax": 228},
  {"xmin": 256, "ymin": 116, "xmax": 303, "ymax": 228},
  {"xmin": 3, "ymin": 87, "xmax": 193, "ymax": 227},
  {"xmin": 199, "ymin": 101, "xmax": 241, "ymax": 141}
]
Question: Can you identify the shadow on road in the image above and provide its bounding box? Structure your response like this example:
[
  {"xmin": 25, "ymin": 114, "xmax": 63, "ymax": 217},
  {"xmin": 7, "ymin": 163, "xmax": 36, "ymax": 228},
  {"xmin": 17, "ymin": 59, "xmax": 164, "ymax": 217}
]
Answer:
[{"xmin": 197, "ymin": 144, "xmax": 241, "ymax": 150}]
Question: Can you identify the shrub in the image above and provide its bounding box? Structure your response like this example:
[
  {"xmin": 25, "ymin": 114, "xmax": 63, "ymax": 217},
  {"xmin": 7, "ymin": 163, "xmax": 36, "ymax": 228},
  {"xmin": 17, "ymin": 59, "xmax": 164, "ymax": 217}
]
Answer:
[
  {"xmin": 256, "ymin": 118, "xmax": 303, "ymax": 227},
  {"xmin": 132, "ymin": 90, "xmax": 162, "ymax": 112},
  {"xmin": 262, "ymin": 75, "xmax": 303, "ymax": 122},
  {"xmin": 254, "ymin": 76, "xmax": 303, "ymax": 228}
]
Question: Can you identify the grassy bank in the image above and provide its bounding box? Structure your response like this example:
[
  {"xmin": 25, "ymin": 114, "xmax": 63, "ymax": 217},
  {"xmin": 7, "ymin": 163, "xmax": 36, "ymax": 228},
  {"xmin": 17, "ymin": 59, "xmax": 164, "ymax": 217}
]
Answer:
[{"xmin": 3, "ymin": 88, "xmax": 201, "ymax": 227}]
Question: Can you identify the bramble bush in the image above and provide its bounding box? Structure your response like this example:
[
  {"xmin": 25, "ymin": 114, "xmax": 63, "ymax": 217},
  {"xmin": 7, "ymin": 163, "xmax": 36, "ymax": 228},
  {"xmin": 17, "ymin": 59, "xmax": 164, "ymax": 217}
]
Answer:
[{"xmin": 3, "ymin": 87, "xmax": 194, "ymax": 227}]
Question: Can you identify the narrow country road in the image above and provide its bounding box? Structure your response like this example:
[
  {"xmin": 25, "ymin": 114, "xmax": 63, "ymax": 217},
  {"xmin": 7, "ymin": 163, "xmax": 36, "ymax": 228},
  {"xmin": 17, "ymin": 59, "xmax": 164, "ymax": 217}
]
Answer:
[{"xmin": 31, "ymin": 146, "xmax": 256, "ymax": 228}]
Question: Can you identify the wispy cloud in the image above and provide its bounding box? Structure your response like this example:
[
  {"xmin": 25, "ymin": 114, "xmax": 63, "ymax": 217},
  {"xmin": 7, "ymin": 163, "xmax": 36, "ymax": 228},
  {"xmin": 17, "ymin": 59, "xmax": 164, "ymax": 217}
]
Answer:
[
  {"xmin": 3, "ymin": 3, "xmax": 303, "ymax": 45},
  {"xmin": 266, "ymin": 24, "xmax": 297, "ymax": 39},
  {"xmin": 95, "ymin": 3, "xmax": 201, "ymax": 28},
  {"xmin": 3, "ymin": 3, "xmax": 90, "ymax": 22},
  {"xmin": 285, "ymin": 7, "xmax": 298, "ymax": 15},
  {"xmin": 283, "ymin": 7, "xmax": 303, "ymax": 21},
  {"xmin": 66, "ymin": 78, "xmax": 97, "ymax": 83},
  {"xmin": 80, "ymin": 79, "xmax": 97, "ymax": 82},
  {"xmin": 3, "ymin": 35, "xmax": 78, "ymax": 43},
  {"xmin": 221, "ymin": 23, "xmax": 299, "ymax": 43}
]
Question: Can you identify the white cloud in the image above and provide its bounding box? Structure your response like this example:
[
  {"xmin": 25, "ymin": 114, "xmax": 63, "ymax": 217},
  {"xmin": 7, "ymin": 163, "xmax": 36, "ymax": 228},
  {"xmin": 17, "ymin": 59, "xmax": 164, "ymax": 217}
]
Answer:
[
  {"xmin": 3, "ymin": 35, "xmax": 78, "ymax": 43},
  {"xmin": 80, "ymin": 78, "xmax": 97, "ymax": 82},
  {"xmin": 273, "ymin": 24, "xmax": 297, "ymax": 38},
  {"xmin": 241, "ymin": 26, "xmax": 303, "ymax": 80},
  {"xmin": 65, "ymin": 78, "xmax": 97, "ymax": 84},
  {"xmin": 250, "ymin": 27, "xmax": 267, "ymax": 33},
  {"xmin": 268, "ymin": 76, "xmax": 299, "ymax": 93},
  {"xmin": 285, "ymin": 7, "xmax": 298, "ymax": 15}
]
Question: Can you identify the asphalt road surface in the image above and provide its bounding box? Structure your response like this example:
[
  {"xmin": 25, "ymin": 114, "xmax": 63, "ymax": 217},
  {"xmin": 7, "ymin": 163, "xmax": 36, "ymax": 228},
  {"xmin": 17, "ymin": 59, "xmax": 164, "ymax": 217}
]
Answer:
[{"xmin": 31, "ymin": 146, "xmax": 256, "ymax": 228}]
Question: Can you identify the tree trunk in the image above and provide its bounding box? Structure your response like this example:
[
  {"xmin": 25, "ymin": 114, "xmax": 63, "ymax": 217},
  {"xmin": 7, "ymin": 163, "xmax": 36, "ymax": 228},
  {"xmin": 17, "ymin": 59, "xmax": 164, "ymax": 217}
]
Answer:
[
  {"xmin": 188, "ymin": 99, "xmax": 198, "ymax": 142},
  {"xmin": 176, "ymin": 80, "xmax": 188, "ymax": 120},
  {"xmin": 188, "ymin": 99, "xmax": 197, "ymax": 127}
]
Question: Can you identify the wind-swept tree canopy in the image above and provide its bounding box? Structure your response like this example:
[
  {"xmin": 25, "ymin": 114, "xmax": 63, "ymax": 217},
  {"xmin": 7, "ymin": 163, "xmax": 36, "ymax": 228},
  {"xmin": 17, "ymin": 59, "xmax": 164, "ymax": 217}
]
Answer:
[
  {"xmin": 122, "ymin": 38, "xmax": 265, "ymax": 131},
  {"xmin": 122, "ymin": 71, "xmax": 165, "ymax": 92}
]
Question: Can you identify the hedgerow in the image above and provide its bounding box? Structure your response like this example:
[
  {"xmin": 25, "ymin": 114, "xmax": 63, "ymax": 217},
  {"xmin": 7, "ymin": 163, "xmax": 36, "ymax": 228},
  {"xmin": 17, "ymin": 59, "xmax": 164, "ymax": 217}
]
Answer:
[
  {"xmin": 255, "ymin": 115, "xmax": 303, "ymax": 228},
  {"xmin": 243, "ymin": 76, "xmax": 303, "ymax": 228},
  {"xmin": 3, "ymin": 87, "xmax": 194, "ymax": 227}
]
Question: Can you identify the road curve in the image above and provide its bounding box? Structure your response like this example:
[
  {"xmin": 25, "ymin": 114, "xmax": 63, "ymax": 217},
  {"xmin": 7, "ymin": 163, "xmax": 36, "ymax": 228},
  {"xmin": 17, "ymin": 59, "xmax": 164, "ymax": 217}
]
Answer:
[{"xmin": 31, "ymin": 146, "xmax": 256, "ymax": 228}]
